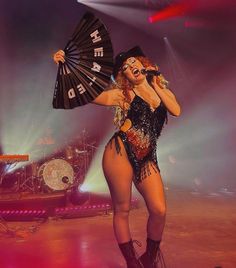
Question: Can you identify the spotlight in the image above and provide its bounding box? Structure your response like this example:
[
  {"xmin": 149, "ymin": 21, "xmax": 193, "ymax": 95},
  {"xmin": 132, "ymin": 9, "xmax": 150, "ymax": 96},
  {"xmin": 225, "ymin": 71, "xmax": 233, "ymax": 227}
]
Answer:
[
  {"xmin": 149, "ymin": 2, "xmax": 189, "ymax": 24},
  {"xmin": 70, "ymin": 186, "xmax": 90, "ymax": 205}
]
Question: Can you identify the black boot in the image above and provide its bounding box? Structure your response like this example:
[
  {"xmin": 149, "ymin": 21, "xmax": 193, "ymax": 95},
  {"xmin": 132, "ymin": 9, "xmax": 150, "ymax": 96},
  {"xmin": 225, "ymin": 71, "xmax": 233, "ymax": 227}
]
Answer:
[
  {"xmin": 139, "ymin": 238, "xmax": 166, "ymax": 268},
  {"xmin": 119, "ymin": 240, "xmax": 144, "ymax": 268}
]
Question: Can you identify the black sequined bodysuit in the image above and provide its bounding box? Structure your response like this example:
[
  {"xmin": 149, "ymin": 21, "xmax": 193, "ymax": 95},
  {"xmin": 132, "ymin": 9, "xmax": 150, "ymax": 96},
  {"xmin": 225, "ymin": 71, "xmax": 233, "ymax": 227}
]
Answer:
[{"xmin": 109, "ymin": 93, "xmax": 168, "ymax": 183}]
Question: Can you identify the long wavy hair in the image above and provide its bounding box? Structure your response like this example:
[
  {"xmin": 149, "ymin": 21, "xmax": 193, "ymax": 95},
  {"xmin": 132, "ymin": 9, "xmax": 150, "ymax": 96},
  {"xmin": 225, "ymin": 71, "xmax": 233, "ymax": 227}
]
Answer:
[{"xmin": 112, "ymin": 56, "xmax": 155, "ymax": 128}]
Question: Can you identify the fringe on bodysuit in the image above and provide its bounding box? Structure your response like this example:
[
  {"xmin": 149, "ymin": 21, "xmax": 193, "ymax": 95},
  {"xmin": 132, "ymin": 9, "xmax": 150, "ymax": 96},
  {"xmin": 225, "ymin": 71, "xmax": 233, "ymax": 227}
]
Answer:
[{"xmin": 107, "ymin": 131, "xmax": 161, "ymax": 184}]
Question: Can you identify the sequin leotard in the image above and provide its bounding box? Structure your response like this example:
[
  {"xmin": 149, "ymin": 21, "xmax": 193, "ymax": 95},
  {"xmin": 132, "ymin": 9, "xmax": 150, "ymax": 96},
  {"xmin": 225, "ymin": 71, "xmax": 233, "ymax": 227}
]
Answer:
[{"xmin": 109, "ymin": 91, "xmax": 168, "ymax": 183}]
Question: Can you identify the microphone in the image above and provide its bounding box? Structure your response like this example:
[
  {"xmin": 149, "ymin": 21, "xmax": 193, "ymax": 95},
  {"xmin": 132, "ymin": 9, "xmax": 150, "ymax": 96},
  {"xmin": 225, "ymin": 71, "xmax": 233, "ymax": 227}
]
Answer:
[
  {"xmin": 141, "ymin": 69, "xmax": 169, "ymax": 87},
  {"xmin": 141, "ymin": 69, "xmax": 161, "ymax": 76}
]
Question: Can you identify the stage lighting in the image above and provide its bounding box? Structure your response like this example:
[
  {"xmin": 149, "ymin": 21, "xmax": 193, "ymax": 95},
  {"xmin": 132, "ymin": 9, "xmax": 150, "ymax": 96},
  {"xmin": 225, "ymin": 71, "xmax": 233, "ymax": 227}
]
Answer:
[
  {"xmin": 149, "ymin": 2, "xmax": 189, "ymax": 23},
  {"xmin": 70, "ymin": 186, "xmax": 90, "ymax": 205}
]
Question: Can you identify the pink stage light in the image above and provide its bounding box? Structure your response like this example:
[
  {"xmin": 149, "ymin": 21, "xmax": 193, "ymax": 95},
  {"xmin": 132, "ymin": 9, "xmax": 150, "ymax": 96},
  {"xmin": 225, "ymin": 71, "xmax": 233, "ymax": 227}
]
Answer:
[
  {"xmin": 149, "ymin": 0, "xmax": 235, "ymax": 24},
  {"xmin": 149, "ymin": 2, "xmax": 190, "ymax": 23}
]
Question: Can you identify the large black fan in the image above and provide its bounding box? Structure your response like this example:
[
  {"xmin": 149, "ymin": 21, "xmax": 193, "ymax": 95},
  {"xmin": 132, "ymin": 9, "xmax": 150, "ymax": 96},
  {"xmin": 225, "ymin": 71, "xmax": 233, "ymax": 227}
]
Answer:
[{"xmin": 53, "ymin": 12, "xmax": 114, "ymax": 109}]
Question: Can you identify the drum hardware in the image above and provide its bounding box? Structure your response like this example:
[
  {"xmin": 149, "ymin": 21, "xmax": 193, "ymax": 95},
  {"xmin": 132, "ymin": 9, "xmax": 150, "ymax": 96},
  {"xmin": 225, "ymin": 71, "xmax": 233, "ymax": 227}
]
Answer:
[
  {"xmin": 30, "ymin": 162, "xmax": 40, "ymax": 177},
  {"xmin": 65, "ymin": 146, "xmax": 74, "ymax": 160},
  {"xmin": 13, "ymin": 165, "xmax": 38, "ymax": 193},
  {"xmin": 75, "ymin": 149, "xmax": 88, "ymax": 154},
  {"xmin": 37, "ymin": 159, "xmax": 74, "ymax": 192},
  {"xmin": 18, "ymin": 174, "xmax": 42, "ymax": 193}
]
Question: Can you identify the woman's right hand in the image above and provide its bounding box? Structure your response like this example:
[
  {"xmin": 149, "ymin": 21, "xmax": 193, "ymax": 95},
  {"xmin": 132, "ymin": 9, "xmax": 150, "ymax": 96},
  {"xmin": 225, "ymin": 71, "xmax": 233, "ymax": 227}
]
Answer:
[{"xmin": 53, "ymin": 50, "xmax": 65, "ymax": 64}]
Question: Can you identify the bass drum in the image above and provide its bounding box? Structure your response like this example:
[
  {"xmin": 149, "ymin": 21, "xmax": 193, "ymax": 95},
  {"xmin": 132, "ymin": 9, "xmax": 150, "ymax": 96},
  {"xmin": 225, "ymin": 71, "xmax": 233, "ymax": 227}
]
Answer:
[{"xmin": 38, "ymin": 159, "xmax": 74, "ymax": 191}]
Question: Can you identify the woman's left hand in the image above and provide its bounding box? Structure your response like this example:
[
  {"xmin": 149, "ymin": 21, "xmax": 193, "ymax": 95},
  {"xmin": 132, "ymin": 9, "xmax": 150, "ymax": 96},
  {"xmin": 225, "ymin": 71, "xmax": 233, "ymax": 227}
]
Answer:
[{"xmin": 133, "ymin": 65, "xmax": 167, "ymax": 92}]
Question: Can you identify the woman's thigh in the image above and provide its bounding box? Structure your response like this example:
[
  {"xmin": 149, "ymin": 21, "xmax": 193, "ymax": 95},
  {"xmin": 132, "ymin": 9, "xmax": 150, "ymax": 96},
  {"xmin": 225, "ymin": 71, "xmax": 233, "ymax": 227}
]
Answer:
[
  {"xmin": 134, "ymin": 162, "xmax": 166, "ymax": 214},
  {"xmin": 102, "ymin": 137, "xmax": 134, "ymax": 208}
]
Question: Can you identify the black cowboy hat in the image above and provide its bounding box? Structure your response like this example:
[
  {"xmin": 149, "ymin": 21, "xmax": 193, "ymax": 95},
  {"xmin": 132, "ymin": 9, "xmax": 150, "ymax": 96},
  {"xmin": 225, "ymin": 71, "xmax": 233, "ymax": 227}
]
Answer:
[{"xmin": 113, "ymin": 46, "xmax": 145, "ymax": 78}]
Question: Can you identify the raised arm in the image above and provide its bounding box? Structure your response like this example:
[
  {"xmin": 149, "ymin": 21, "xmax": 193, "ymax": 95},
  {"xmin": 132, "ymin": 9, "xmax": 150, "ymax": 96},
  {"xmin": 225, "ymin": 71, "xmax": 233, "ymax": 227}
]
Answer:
[
  {"xmin": 53, "ymin": 50, "xmax": 124, "ymax": 108},
  {"xmin": 92, "ymin": 88, "xmax": 124, "ymax": 107}
]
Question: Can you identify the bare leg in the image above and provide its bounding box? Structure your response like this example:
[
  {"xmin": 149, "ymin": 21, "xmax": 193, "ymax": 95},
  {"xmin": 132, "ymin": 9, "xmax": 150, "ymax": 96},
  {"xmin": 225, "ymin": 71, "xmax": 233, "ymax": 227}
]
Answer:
[
  {"xmin": 102, "ymin": 138, "xmax": 134, "ymax": 243},
  {"xmin": 134, "ymin": 163, "xmax": 166, "ymax": 241}
]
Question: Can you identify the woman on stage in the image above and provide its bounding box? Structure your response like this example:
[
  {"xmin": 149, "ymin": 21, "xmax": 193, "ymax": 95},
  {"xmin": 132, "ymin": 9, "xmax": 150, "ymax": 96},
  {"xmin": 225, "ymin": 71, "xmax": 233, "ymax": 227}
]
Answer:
[{"xmin": 53, "ymin": 46, "xmax": 181, "ymax": 268}]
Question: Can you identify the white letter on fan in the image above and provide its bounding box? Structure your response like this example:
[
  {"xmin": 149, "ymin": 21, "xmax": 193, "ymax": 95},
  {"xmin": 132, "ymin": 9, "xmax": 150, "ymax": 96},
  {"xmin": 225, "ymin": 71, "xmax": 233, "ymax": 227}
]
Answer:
[
  {"xmin": 77, "ymin": 84, "xmax": 86, "ymax": 94},
  {"xmin": 94, "ymin": 47, "xmax": 104, "ymax": 57},
  {"xmin": 91, "ymin": 62, "xmax": 101, "ymax": 73},
  {"xmin": 68, "ymin": 88, "xmax": 76, "ymax": 99},
  {"xmin": 90, "ymin": 30, "xmax": 102, "ymax": 43}
]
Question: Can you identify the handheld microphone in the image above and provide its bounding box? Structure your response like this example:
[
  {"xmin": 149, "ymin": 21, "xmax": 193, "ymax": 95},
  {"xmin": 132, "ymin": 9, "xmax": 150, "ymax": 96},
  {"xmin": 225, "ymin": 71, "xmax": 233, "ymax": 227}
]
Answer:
[
  {"xmin": 141, "ymin": 69, "xmax": 161, "ymax": 76},
  {"xmin": 141, "ymin": 69, "xmax": 169, "ymax": 87}
]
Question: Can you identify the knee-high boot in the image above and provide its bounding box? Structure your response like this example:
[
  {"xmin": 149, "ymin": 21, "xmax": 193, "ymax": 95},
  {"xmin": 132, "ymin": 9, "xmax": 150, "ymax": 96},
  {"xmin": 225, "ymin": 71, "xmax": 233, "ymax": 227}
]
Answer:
[
  {"xmin": 119, "ymin": 240, "xmax": 144, "ymax": 268},
  {"xmin": 139, "ymin": 238, "xmax": 166, "ymax": 268}
]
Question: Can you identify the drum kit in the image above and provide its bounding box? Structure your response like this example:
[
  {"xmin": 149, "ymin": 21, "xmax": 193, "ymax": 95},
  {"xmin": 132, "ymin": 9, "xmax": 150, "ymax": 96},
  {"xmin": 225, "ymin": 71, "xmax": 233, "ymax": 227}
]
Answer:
[{"xmin": 0, "ymin": 136, "xmax": 97, "ymax": 194}]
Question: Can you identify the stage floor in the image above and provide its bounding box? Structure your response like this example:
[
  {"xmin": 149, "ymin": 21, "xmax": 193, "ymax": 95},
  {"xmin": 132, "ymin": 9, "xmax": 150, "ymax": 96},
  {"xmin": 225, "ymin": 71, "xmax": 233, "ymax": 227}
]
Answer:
[{"xmin": 0, "ymin": 189, "xmax": 235, "ymax": 268}]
